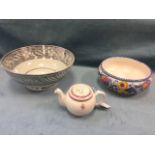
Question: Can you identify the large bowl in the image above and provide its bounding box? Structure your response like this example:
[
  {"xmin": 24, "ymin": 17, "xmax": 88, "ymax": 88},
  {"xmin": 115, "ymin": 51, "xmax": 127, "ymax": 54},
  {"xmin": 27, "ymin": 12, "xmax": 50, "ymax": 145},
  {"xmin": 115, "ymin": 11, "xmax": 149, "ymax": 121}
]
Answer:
[
  {"xmin": 1, "ymin": 45, "xmax": 75, "ymax": 91},
  {"xmin": 98, "ymin": 57, "xmax": 152, "ymax": 96}
]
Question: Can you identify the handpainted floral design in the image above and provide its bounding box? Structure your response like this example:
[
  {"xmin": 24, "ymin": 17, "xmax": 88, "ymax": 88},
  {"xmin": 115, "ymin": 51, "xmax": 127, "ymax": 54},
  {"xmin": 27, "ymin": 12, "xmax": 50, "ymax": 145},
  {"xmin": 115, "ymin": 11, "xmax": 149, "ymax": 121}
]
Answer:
[
  {"xmin": 100, "ymin": 75, "xmax": 109, "ymax": 81},
  {"xmin": 125, "ymin": 87, "xmax": 137, "ymax": 95},
  {"xmin": 116, "ymin": 81, "xmax": 129, "ymax": 90},
  {"xmin": 112, "ymin": 81, "xmax": 131, "ymax": 95},
  {"xmin": 100, "ymin": 75, "xmax": 111, "ymax": 86},
  {"xmin": 99, "ymin": 70, "xmax": 151, "ymax": 96},
  {"xmin": 142, "ymin": 80, "xmax": 151, "ymax": 90}
]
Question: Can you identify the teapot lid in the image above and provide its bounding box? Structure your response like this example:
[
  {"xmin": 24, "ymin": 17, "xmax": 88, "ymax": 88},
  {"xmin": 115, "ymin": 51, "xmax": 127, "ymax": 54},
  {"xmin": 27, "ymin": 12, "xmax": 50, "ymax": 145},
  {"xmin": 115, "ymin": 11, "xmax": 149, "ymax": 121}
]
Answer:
[{"xmin": 69, "ymin": 84, "xmax": 93, "ymax": 101}]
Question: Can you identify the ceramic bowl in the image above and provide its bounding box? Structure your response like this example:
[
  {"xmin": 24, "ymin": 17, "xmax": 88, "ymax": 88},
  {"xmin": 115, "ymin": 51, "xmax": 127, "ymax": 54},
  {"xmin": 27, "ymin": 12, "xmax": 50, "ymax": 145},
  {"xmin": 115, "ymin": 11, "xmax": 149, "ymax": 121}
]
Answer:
[
  {"xmin": 99, "ymin": 57, "xmax": 152, "ymax": 96},
  {"xmin": 1, "ymin": 45, "xmax": 75, "ymax": 91}
]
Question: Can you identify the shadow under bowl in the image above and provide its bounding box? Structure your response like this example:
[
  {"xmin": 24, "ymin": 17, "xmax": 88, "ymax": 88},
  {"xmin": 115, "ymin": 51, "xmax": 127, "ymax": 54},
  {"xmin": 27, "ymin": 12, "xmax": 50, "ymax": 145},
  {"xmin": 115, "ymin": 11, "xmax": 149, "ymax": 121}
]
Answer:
[
  {"xmin": 1, "ymin": 45, "xmax": 75, "ymax": 91},
  {"xmin": 98, "ymin": 57, "xmax": 152, "ymax": 96}
]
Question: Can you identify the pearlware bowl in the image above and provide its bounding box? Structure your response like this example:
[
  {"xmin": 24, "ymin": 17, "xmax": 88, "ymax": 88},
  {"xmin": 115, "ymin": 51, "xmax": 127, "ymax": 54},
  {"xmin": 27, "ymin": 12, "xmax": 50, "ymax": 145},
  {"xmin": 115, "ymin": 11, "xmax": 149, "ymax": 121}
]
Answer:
[
  {"xmin": 99, "ymin": 57, "xmax": 152, "ymax": 96},
  {"xmin": 1, "ymin": 45, "xmax": 75, "ymax": 91}
]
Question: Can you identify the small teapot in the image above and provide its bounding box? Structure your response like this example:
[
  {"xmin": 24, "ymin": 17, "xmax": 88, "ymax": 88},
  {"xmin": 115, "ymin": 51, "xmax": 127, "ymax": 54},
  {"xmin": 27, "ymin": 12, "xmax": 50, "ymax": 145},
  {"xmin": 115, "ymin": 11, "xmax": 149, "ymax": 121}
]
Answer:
[{"xmin": 54, "ymin": 83, "xmax": 111, "ymax": 116}]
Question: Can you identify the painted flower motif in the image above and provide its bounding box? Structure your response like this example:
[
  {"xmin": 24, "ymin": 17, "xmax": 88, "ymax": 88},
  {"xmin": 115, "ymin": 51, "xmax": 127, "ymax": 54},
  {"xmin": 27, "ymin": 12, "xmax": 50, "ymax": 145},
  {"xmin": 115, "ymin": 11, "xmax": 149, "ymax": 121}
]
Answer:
[
  {"xmin": 117, "ymin": 89, "xmax": 126, "ymax": 94},
  {"xmin": 100, "ymin": 75, "xmax": 111, "ymax": 86},
  {"xmin": 116, "ymin": 81, "xmax": 129, "ymax": 90},
  {"xmin": 112, "ymin": 85, "xmax": 118, "ymax": 91},
  {"xmin": 142, "ymin": 80, "xmax": 151, "ymax": 90},
  {"xmin": 100, "ymin": 75, "xmax": 109, "ymax": 81},
  {"xmin": 125, "ymin": 87, "xmax": 137, "ymax": 95},
  {"xmin": 112, "ymin": 85, "xmax": 129, "ymax": 95}
]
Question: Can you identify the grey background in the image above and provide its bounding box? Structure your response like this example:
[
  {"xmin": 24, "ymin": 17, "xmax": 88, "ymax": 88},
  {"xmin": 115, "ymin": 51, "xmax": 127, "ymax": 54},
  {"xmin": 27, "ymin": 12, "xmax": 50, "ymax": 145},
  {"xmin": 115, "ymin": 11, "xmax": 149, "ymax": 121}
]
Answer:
[{"xmin": 0, "ymin": 20, "xmax": 155, "ymax": 134}]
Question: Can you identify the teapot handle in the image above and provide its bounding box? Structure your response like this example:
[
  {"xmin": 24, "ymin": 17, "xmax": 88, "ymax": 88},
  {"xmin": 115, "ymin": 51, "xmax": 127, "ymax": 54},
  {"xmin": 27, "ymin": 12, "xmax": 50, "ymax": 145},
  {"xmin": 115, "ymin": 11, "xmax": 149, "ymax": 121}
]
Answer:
[{"xmin": 95, "ymin": 90, "xmax": 111, "ymax": 108}]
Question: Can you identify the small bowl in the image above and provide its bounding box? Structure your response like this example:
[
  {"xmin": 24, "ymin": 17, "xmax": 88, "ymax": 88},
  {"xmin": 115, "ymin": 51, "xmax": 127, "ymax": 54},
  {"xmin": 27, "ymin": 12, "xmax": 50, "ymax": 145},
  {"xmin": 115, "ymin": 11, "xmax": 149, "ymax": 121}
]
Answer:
[
  {"xmin": 1, "ymin": 45, "xmax": 75, "ymax": 91},
  {"xmin": 98, "ymin": 57, "xmax": 152, "ymax": 96}
]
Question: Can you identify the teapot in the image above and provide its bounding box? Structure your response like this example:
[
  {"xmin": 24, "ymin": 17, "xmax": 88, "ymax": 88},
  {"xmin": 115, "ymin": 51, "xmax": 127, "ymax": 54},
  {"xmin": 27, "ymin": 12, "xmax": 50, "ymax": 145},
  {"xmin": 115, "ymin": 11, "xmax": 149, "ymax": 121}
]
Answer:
[{"xmin": 54, "ymin": 83, "xmax": 111, "ymax": 116}]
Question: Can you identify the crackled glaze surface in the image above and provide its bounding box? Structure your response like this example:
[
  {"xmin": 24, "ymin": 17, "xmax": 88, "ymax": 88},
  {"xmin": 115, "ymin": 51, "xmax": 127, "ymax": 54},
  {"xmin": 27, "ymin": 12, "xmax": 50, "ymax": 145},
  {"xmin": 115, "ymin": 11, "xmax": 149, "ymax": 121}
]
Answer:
[
  {"xmin": 99, "ymin": 57, "xmax": 152, "ymax": 96},
  {"xmin": 1, "ymin": 45, "xmax": 75, "ymax": 91}
]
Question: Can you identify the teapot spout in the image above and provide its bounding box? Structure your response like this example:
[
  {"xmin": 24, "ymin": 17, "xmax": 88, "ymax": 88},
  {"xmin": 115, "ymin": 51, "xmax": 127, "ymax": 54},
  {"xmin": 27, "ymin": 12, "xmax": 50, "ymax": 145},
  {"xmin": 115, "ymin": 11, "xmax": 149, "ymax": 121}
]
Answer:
[{"xmin": 54, "ymin": 88, "xmax": 66, "ymax": 107}]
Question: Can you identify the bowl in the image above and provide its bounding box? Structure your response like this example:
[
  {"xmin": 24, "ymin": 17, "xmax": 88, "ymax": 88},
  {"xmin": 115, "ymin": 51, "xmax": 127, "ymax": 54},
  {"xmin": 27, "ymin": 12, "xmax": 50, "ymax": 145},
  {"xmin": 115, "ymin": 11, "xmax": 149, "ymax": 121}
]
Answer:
[
  {"xmin": 98, "ymin": 57, "xmax": 152, "ymax": 96},
  {"xmin": 1, "ymin": 45, "xmax": 75, "ymax": 91}
]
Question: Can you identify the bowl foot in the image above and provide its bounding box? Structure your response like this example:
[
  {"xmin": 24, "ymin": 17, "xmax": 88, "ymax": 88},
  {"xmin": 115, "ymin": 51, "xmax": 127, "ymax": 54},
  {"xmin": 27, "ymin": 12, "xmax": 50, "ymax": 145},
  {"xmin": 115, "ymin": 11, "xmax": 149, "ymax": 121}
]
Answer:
[{"xmin": 26, "ymin": 84, "xmax": 57, "ymax": 91}]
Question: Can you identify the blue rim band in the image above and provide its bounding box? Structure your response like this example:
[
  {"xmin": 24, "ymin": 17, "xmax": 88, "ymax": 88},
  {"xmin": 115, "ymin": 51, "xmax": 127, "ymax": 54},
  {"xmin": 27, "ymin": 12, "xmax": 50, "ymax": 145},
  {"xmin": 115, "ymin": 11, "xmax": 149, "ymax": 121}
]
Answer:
[{"xmin": 99, "ymin": 64, "xmax": 152, "ymax": 82}]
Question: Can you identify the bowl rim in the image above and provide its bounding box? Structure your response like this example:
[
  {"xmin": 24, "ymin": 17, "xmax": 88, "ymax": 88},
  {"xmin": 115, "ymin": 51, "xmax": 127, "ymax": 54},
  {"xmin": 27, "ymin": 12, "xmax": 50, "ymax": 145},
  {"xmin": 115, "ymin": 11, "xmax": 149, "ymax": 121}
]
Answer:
[
  {"xmin": 99, "ymin": 57, "xmax": 152, "ymax": 82},
  {"xmin": 0, "ymin": 44, "xmax": 75, "ymax": 76}
]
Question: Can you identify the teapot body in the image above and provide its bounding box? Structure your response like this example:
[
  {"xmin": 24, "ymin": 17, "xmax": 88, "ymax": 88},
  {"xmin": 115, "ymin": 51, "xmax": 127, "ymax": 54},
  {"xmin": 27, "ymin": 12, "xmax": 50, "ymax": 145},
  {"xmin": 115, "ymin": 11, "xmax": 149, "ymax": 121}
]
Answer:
[
  {"xmin": 65, "ymin": 92, "xmax": 96, "ymax": 116},
  {"xmin": 55, "ymin": 83, "xmax": 110, "ymax": 117}
]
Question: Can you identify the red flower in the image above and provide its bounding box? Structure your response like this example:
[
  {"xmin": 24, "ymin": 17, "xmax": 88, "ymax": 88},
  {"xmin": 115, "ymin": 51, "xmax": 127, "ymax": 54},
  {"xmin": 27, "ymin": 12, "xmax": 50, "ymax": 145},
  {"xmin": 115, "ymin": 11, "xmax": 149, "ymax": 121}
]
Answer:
[{"xmin": 100, "ymin": 75, "xmax": 110, "ymax": 82}]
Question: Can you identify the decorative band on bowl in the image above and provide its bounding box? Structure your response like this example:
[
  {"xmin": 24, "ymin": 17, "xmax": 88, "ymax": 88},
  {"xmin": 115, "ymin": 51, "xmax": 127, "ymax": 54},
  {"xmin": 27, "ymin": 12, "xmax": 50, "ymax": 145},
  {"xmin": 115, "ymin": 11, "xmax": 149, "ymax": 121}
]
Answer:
[{"xmin": 99, "ymin": 64, "xmax": 152, "ymax": 83}]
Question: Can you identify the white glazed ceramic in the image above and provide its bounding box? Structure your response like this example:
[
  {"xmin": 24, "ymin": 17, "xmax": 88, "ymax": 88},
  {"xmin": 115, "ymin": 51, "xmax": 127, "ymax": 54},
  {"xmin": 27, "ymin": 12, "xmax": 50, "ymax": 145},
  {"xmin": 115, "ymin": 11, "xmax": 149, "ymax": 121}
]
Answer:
[{"xmin": 54, "ymin": 83, "xmax": 111, "ymax": 116}]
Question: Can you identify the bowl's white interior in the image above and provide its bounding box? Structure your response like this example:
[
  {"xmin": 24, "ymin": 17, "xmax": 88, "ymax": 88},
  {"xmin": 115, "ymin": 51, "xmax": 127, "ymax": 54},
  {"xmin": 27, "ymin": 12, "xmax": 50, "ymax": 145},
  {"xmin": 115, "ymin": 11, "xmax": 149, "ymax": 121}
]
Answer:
[
  {"xmin": 2, "ymin": 45, "xmax": 75, "ymax": 75},
  {"xmin": 13, "ymin": 59, "xmax": 67, "ymax": 75},
  {"xmin": 101, "ymin": 57, "xmax": 151, "ymax": 80}
]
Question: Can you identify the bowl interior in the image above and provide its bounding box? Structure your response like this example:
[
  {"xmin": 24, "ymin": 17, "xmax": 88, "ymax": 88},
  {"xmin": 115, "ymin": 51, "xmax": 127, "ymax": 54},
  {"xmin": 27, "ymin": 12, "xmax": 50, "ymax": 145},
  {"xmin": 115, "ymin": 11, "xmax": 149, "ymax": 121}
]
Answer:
[
  {"xmin": 101, "ymin": 57, "xmax": 151, "ymax": 80},
  {"xmin": 1, "ymin": 45, "xmax": 75, "ymax": 75}
]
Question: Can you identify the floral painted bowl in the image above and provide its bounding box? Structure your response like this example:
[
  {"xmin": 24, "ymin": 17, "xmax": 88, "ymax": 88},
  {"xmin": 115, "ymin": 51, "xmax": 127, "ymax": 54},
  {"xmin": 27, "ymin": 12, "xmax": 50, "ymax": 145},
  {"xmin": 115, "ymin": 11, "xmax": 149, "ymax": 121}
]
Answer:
[
  {"xmin": 1, "ymin": 45, "xmax": 75, "ymax": 91},
  {"xmin": 99, "ymin": 57, "xmax": 152, "ymax": 96}
]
